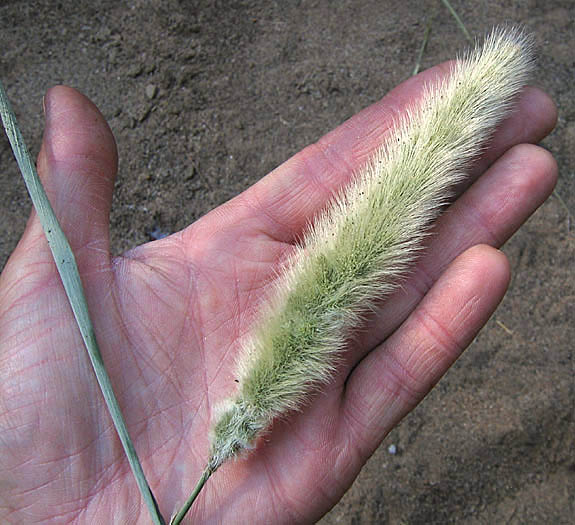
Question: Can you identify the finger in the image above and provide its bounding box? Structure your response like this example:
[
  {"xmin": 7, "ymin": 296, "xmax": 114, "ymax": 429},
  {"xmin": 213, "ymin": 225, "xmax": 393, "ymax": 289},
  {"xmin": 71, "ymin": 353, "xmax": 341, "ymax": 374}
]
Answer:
[
  {"xmin": 452, "ymin": 86, "xmax": 557, "ymax": 195},
  {"xmin": 340, "ymin": 245, "xmax": 510, "ymax": 459},
  {"xmin": 234, "ymin": 64, "xmax": 452, "ymax": 242},
  {"xmin": 182, "ymin": 63, "xmax": 450, "ymax": 248},
  {"xmin": 203, "ymin": 64, "xmax": 556, "ymax": 245},
  {"xmin": 357, "ymin": 143, "xmax": 557, "ymax": 352},
  {"xmin": 17, "ymin": 86, "xmax": 118, "ymax": 273}
]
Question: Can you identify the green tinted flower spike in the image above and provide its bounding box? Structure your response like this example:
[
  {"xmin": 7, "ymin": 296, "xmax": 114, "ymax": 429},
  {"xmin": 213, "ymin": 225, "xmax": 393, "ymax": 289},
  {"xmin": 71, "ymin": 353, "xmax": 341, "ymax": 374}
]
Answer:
[{"xmin": 171, "ymin": 27, "xmax": 534, "ymax": 524}]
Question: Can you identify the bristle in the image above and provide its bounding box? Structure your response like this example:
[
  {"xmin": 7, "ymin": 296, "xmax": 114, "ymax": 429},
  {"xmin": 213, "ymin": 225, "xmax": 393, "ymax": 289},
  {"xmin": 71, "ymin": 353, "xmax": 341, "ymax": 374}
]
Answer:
[{"xmin": 207, "ymin": 27, "xmax": 534, "ymax": 470}]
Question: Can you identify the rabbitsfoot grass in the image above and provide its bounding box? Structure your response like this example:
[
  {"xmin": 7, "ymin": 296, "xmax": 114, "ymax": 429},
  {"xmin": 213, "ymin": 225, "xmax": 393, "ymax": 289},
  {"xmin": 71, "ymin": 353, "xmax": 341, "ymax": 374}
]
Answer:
[{"xmin": 171, "ymin": 27, "xmax": 534, "ymax": 523}]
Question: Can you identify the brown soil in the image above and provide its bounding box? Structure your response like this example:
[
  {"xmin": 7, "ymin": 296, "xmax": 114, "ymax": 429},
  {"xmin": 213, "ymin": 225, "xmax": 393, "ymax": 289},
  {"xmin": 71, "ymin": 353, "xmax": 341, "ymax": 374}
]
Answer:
[{"xmin": 1, "ymin": 1, "xmax": 573, "ymax": 523}]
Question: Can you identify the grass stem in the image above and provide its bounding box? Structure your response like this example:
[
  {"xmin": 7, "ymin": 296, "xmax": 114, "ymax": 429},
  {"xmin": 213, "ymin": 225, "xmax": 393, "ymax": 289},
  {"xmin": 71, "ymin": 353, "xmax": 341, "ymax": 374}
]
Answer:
[
  {"xmin": 0, "ymin": 80, "xmax": 166, "ymax": 525},
  {"xmin": 170, "ymin": 467, "xmax": 213, "ymax": 525},
  {"xmin": 440, "ymin": 0, "xmax": 473, "ymax": 42},
  {"xmin": 412, "ymin": 22, "xmax": 432, "ymax": 76}
]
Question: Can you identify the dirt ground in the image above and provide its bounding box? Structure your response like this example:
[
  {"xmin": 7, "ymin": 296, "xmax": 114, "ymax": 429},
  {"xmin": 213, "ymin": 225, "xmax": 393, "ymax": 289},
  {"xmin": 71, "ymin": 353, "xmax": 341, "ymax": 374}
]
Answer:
[{"xmin": 1, "ymin": 0, "xmax": 573, "ymax": 523}]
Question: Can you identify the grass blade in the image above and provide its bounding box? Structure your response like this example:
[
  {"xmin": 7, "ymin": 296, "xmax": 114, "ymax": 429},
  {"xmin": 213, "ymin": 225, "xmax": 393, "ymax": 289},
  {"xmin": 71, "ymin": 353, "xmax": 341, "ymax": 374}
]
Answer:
[
  {"xmin": 441, "ymin": 0, "xmax": 472, "ymax": 42},
  {"xmin": 412, "ymin": 22, "xmax": 432, "ymax": 76},
  {"xmin": 0, "ymin": 80, "xmax": 165, "ymax": 525}
]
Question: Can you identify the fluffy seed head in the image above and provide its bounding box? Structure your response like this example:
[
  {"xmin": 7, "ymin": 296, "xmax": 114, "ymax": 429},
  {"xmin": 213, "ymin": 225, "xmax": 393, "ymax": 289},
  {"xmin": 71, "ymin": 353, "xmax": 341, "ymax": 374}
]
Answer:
[{"xmin": 208, "ymin": 27, "xmax": 534, "ymax": 470}]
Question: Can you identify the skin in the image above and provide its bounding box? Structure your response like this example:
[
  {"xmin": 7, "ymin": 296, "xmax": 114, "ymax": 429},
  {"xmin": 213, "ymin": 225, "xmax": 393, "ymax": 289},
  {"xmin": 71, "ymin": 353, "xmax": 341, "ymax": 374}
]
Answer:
[{"xmin": 0, "ymin": 62, "xmax": 557, "ymax": 524}]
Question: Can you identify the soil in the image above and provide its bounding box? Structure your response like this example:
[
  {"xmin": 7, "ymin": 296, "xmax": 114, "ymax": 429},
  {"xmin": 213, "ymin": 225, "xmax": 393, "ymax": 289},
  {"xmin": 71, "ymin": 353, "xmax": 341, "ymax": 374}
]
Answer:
[{"xmin": 1, "ymin": 1, "xmax": 573, "ymax": 523}]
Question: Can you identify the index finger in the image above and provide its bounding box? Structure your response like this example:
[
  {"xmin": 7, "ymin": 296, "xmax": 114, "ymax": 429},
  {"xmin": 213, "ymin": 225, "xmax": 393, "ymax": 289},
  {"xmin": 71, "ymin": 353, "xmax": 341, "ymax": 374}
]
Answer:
[{"xmin": 226, "ymin": 64, "xmax": 555, "ymax": 244}]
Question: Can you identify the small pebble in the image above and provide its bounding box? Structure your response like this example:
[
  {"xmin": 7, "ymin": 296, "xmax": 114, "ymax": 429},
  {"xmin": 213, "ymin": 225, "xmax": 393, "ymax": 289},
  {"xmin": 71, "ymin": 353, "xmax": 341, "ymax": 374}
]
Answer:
[
  {"xmin": 145, "ymin": 84, "xmax": 157, "ymax": 100},
  {"xmin": 126, "ymin": 63, "xmax": 143, "ymax": 77},
  {"xmin": 387, "ymin": 444, "xmax": 397, "ymax": 455}
]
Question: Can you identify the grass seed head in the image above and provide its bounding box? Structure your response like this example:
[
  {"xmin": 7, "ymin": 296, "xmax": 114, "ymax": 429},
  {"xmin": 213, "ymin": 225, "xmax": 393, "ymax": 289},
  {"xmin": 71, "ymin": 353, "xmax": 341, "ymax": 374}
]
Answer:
[{"xmin": 208, "ymin": 27, "xmax": 534, "ymax": 470}]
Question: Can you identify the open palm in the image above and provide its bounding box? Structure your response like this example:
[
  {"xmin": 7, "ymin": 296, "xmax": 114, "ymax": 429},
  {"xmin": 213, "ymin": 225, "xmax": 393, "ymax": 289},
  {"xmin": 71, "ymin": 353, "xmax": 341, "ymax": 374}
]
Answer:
[{"xmin": 0, "ymin": 63, "xmax": 557, "ymax": 524}]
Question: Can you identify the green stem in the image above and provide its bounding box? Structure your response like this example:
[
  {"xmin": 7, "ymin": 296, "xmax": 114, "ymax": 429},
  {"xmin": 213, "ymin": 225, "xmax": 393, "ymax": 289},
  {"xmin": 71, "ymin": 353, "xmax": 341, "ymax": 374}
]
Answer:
[
  {"xmin": 0, "ymin": 80, "xmax": 165, "ymax": 525},
  {"xmin": 412, "ymin": 22, "xmax": 432, "ymax": 76},
  {"xmin": 440, "ymin": 0, "xmax": 473, "ymax": 42},
  {"xmin": 170, "ymin": 466, "xmax": 214, "ymax": 525}
]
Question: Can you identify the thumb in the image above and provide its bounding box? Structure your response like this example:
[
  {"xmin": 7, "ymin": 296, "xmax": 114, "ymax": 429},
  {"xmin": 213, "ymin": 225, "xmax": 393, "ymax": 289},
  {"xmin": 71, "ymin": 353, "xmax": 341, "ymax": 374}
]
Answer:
[{"xmin": 19, "ymin": 85, "xmax": 118, "ymax": 274}]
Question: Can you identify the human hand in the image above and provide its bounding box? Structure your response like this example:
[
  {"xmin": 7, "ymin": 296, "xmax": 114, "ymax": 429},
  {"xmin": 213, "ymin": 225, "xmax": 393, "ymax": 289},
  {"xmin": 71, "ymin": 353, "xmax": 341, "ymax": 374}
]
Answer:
[{"xmin": 0, "ymin": 63, "xmax": 557, "ymax": 524}]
